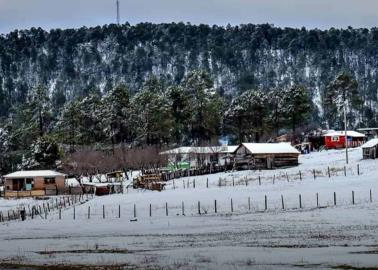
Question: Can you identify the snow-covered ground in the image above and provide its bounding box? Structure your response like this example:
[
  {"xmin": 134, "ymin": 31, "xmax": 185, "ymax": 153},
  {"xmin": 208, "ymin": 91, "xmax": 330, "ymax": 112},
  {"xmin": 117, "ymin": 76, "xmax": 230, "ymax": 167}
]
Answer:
[{"xmin": 0, "ymin": 147, "xmax": 378, "ymax": 269}]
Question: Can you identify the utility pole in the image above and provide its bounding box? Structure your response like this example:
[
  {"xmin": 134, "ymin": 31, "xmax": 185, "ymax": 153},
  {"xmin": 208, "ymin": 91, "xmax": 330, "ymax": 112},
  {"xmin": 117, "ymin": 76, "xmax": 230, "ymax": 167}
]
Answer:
[
  {"xmin": 116, "ymin": 0, "xmax": 120, "ymax": 25},
  {"xmin": 344, "ymin": 100, "xmax": 349, "ymax": 164}
]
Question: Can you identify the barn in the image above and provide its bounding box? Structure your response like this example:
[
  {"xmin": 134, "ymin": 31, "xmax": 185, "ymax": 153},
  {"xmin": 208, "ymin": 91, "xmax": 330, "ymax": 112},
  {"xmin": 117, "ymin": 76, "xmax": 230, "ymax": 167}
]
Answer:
[
  {"xmin": 361, "ymin": 138, "xmax": 378, "ymax": 159},
  {"xmin": 234, "ymin": 143, "xmax": 300, "ymax": 169},
  {"xmin": 323, "ymin": 131, "xmax": 365, "ymax": 149}
]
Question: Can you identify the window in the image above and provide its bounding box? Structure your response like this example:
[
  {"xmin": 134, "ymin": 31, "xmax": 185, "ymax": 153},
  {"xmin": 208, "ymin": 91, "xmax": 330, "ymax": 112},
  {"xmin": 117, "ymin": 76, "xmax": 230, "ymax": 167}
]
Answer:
[
  {"xmin": 331, "ymin": 136, "xmax": 339, "ymax": 142},
  {"xmin": 44, "ymin": 178, "xmax": 56, "ymax": 185}
]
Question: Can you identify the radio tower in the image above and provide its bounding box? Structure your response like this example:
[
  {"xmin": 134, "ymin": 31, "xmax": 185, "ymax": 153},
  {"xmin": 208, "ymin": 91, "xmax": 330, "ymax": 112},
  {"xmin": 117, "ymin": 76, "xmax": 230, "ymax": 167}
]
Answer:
[{"xmin": 116, "ymin": 0, "xmax": 120, "ymax": 25}]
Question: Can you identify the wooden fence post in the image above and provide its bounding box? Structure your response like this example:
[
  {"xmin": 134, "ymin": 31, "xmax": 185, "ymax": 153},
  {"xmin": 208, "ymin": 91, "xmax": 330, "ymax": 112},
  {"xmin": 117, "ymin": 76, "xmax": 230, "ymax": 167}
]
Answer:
[
  {"xmin": 352, "ymin": 191, "xmax": 355, "ymax": 205},
  {"xmin": 334, "ymin": 192, "xmax": 337, "ymax": 206},
  {"xmin": 149, "ymin": 204, "xmax": 152, "ymax": 217},
  {"xmin": 357, "ymin": 164, "xmax": 360, "ymax": 175},
  {"xmin": 206, "ymin": 178, "xmax": 209, "ymax": 188},
  {"xmin": 103, "ymin": 205, "xmax": 105, "ymax": 219},
  {"xmin": 232, "ymin": 177, "xmax": 235, "ymax": 186},
  {"xmin": 370, "ymin": 189, "xmax": 373, "ymax": 203},
  {"xmin": 182, "ymin": 201, "xmax": 185, "ymax": 216},
  {"xmin": 198, "ymin": 201, "xmax": 201, "ymax": 215},
  {"xmin": 88, "ymin": 206, "xmax": 90, "ymax": 219},
  {"xmin": 328, "ymin": 167, "xmax": 331, "ymax": 178},
  {"xmin": 313, "ymin": 169, "xmax": 316, "ymax": 180},
  {"xmin": 214, "ymin": 200, "xmax": 217, "ymax": 213},
  {"xmin": 133, "ymin": 204, "xmax": 136, "ymax": 218},
  {"xmin": 299, "ymin": 171, "xmax": 302, "ymax": 181},
  {"xmin": 193, "ymin": 179, "xmax": 195, "ymax": 189},
  {"xmin": 264, "ymin": 195, "xmax": 267, "ymax": 211},
  {"xmin": 286, "ymin": 173, "xmax": 289, "ymax": 182},
  {"xmin": 316, "ymin": 193, "xmax": 319, "ymax": 208},
  {"xmin": 259, "ymin": 176, "xmax": 261, "ymax": 186},
  {"xmin": 299, "ymin": 194, "xmax": 302, "ymax": 209},
  {"xmin": 165, "ymin": 202, "xmax": 168, "ymax": 216},
  {"xmin": 231, "ymin": 198, "xmax": 234, "ymax": 212},
  {"xmin": 118, "ymin": 205, "xmax": 121, "ymax": 218},
  {"xmin": 281, "ymin": 195, "xmax": 285, "ymax": 210},
  {"xmin": 273, "ymin": 175, "xmax": 275, "ymax": 184},
  {"xmin": 73, "ymin": 206, "xmax": 75, "ymax": 220},
  {"xmin": 59, "ymin": 208, "xmax": 61, "ymax": 220},
  {"xmin": 248, "ymin": 197, "xmax": 251, "ymax": 211},
  {"xmin": 344, "ymin": 166, "xmax": 346, "ymax": 177}
]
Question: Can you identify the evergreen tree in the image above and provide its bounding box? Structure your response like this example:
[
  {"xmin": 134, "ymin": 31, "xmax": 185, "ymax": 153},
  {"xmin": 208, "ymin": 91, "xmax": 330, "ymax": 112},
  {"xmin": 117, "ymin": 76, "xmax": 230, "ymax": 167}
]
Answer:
[{"xmin": 324, "ymin": 72, "xmax": 362, "ymax": 129}]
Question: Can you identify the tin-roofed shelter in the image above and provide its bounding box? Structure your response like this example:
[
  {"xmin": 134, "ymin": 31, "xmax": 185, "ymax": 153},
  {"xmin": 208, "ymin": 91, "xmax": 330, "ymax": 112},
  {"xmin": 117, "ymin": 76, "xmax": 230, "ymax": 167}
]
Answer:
[
  {"xmin": 361, "ymin": 138, "xmax": 378, "ymax": 159},
  {"xmin": 3, "ymin": 170, "xmax": 66, "ymax": 197},
  {"xmin": 234, "ymin": 143, "xmax": 300, "ymax": 169}
]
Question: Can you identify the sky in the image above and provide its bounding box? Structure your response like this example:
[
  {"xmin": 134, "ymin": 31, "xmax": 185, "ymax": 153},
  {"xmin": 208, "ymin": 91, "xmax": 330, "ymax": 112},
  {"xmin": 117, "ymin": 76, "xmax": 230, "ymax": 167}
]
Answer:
[{"xmin": 0, "ymin": 0, "xmax": 377, "ymax": 34}]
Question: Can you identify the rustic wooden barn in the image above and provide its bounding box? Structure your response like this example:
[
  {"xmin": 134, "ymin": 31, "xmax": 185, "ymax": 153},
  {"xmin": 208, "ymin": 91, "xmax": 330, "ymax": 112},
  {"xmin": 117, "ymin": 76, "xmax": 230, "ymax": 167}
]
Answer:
[
  {"xmin": 361, "ymin": 138, "xmax": 378, "ymax": 159},
  {"xmin": 233, "ymin": 143, "xmax": 300, "ymax": 169}
]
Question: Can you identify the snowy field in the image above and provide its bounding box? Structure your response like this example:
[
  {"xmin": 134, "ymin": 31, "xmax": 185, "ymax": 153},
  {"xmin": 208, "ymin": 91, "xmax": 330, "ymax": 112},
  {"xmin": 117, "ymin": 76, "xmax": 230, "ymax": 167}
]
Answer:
[{"xmin": 0, "ymin": 147, "xmax": 378, "ymax": 269}]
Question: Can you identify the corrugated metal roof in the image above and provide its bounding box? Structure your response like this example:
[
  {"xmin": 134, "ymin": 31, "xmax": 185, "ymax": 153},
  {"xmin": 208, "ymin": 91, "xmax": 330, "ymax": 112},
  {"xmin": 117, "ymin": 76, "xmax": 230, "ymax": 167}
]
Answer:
[
  {"xmin": 323, "ymin": 131, "xmax": 365, "ymax": 137},
  {"xmin": 240, "ymin": 143, "xmax": 300, "ymax": 155},
  {"xmin": 4, "ymin": 170, "xmax": 66, "ymax": 178}
]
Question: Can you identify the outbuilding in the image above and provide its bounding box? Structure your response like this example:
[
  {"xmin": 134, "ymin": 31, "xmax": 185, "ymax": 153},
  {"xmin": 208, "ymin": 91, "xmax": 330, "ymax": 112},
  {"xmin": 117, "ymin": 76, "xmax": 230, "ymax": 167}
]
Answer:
[
  {"xmin": 323, "ymin": 131, "xmax": 365, "ymax": 149},
  {"xmin": 361, "ymin": 138, "xmax": 378, "ymax": 159},
  {"xmin": 3, "ymin": 170, "xmax": 66, "ymax": 197},
  {"xmin": 234, "ymin": 143, "xmax": 300, "ymax": 169}
]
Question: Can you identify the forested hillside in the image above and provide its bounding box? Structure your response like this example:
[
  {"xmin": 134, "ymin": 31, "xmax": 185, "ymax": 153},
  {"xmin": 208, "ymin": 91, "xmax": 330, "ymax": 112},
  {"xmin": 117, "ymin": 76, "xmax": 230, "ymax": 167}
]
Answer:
[{"xmin": 0, "ymin": 22, "xmax": 378, "ymax": 172}]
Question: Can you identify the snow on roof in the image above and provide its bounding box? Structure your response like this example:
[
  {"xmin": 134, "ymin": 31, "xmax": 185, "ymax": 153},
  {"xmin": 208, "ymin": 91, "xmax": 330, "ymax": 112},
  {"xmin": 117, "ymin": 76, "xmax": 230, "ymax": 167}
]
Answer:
[
  {"xmin": 161, "ymin": 146, "xmax": 238, "ymax": 155},
  {"xmin": 4, "ymin": 170, "xmax": 66, "ymax": 179},
  {"xmin": 239, "ymin": 143, "xmax": 300, "ymax": 155},
  {"xmin": 361, "ymin": 138, "xmax": 378, "ymax": 148},
  {"xmin": 323, "ymin": 131, "xmax": 365, "ymax": 138}
]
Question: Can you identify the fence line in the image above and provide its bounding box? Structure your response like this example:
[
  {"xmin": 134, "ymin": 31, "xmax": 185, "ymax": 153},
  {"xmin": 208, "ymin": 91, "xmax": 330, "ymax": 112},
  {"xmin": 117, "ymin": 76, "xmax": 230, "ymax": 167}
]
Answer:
[
  {"xmin": 162, "ymin": 163, "xmax": 368, "ymax": 190},
  {"xmin": 0, "ymin": 193, "xmax": 95, "ymax": 223},
  {"xmin": 50, "ymin": 189, "xmax": 374, "ymax": 221}
]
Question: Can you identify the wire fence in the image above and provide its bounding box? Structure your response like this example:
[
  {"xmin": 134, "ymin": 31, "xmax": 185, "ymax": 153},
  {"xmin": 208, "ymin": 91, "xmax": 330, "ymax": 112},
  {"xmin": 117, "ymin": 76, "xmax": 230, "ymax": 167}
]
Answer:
[{"xmin": 53, "ymin": 189, "xmax": 374, "ymax": 221}]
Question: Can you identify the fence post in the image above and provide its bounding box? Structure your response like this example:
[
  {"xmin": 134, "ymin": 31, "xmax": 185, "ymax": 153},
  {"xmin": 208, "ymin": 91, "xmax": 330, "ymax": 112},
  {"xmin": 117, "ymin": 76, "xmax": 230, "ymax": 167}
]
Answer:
[
  {"xmin": 173, "ymin": 180, "xmax": 175, "ymax": 190},
  {"xmin": 165, "ymin": 202, "xmax": 168, "ymax": 216},
  {"xmin": 281, "ymin": 195, "xmax": 285, "ymax": 210},
  {"xmin": 88, "ymin": 206, "xmax": 90, "ymax": 219},
  {"xmin": 248, "ymin": 197, "xmax": 251, "ymax": 211},
  {"xmin": 286, "ymin": 173, "xmax": 289, "ymax": 182},
  {"xmin": 73, "ymin": 206, "xmax": 75, "ymax": 220},
  {"xmin": 207, "ymin": 178, "xmax": 209, "ymax": 188},
  {"xmin": 231, "ymin": 198, "xmax": 234, "ymax": 212},
  {"xmin": 149, "ymin": 204, "xmax": 152, "ymax": 217},
  {"xmin": 357, "ymin": 164, "xmax": 360, "ymax": 176},
  {"xmin": 264, "ymin": 195, "xmax": 267, "ymax": 211},
  {"xmin": 352, "ymin": 191, "xmax": 355, "ymax": 205},
  {"xmin": 193, "ymin": 179, "xmax": 195, "ymax": 189},
  {"xmin": 328, "ymin": 167, "xmax": 331, "ymax": 178},
  {"xmin": 214, "ymin": 200, "xmax": 217, "ymax": 213},
  {"xmin": 133, "ymin": 204, "xmax": 136, "ymax": 218},
  {"xmin": 334, "ymin": 192, "xmax": 337, "ymax": 206},
  {"xmin": 313, "ymin": 169, "xmax": 316, "ymax": 180},
  {"xmin": 103, "ymin": 205, "xmax": 105, "ymax": 219},
  {"xmin": 259, "ymin": 176, "xmax": 261, "ymax": 186},
  {"xmin": 59, "ymin": 208, "xmax": 61, "ymax": 220},
  {"xmin": 299, "ymin": 171, "xmax": 302, "ymax": 181},
  {"xmin": 232, "ymin": 177, "xmax": 235, "ymax": 186},
  {"xmin": 344, "ymin": 166, "xmax": 346, "ymax": 177},
  {"xmin": 370, "ymin": 189, "xmax": 373, "ymax": 203},
  {"xmin": 118, "ymin": 205, "xmax": 121, "ymax": 218},
  {"xmin": 183, "ymin": 180, "xmax": 185, "ymax": 189},
  {"xmin": 182, "ymin": 201, "xmax": 185, "ymax": 216},
  {"xmin": 273, "ymin": 175, "xmax": 275, "ymax": 184},
  {"xmin": 316, "ymin": 193, "xmax": 319, "ymax": 208},
  {"xmin": 299, "ymin": 194, "xmax": 302, "ymax": 209},
  {"xmin": 198, "ymin": 201, "xmax": 201, "ymax": 215}
]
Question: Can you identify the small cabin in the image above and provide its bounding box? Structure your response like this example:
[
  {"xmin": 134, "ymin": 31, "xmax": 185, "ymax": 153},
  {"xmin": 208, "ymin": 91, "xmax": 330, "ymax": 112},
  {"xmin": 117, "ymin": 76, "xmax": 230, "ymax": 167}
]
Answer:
[
  {"xmin": 3, "ymin": 170, "xmax": 66, "ymax": 197},
  {"xmin": 361, "ymin": 138, "xmax": 378, "ymax": 159},
  {"xmin": 234, "ymin": 143, "xmax": 300, "ymax": 169},
  {"xmin": 323, "ymin": 131, "xmax": 365, "ymax": 149}
]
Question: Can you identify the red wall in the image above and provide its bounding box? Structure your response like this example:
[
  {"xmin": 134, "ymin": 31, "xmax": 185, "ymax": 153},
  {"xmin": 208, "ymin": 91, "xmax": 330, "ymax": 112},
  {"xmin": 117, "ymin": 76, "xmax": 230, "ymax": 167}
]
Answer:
[{"xmin": 324, "ymin": 135, "xmax": 346, "ymax": 149}]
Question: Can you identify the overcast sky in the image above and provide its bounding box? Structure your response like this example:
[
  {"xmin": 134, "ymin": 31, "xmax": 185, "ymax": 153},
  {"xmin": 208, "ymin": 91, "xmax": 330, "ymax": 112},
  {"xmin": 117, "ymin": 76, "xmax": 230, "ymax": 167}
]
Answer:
[{"xmin": 0, "ymin": 0, "xmax": 377, "ymax": 34}]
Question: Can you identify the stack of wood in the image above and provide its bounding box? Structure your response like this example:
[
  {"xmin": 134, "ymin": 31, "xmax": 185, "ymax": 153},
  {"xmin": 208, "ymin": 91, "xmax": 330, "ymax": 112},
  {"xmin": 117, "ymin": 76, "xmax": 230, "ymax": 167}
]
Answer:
[{"xmin": 133, "ymin": 174, "xmax": 166, "ymax": 191}]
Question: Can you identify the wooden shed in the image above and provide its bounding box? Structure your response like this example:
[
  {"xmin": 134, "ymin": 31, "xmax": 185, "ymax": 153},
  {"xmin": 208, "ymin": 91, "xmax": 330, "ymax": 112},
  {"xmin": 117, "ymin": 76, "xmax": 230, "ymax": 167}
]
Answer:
[
  {"xmin": 234, "ymin": 143, "xmax": 300, "ymax": 169},
  {"xmin": 361, "ymin": 138, "xmax": 378, "ymax": 159},
  {"xmin": 3, "ymin": 170, "xmax": 66, "ymax": 197}
]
